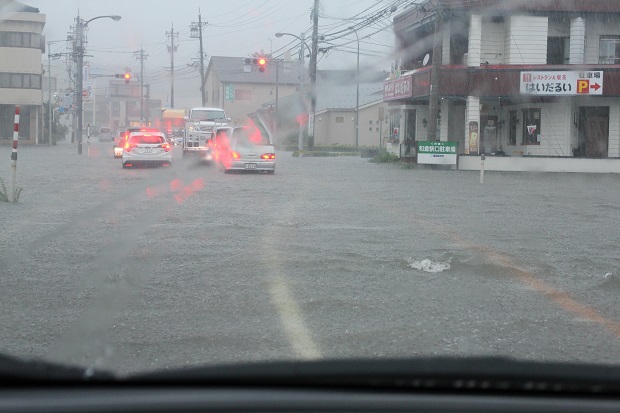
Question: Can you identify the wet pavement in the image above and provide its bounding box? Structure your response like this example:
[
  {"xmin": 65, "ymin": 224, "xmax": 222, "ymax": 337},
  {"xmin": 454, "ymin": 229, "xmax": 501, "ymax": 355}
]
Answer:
[{"xmin": 1, "ymin": 140, "xmax": 619, "ymax": 375}]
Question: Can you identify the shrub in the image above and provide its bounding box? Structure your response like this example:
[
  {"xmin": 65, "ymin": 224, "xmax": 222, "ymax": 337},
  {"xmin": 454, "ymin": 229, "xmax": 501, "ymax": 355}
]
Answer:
[{"xmin": 0, "ymin": 177, "xmax": 23, "ymax": 202}]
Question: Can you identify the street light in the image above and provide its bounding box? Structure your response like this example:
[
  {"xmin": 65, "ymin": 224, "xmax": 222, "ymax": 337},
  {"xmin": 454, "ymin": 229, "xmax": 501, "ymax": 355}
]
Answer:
[
  {"xmin": 348, "ymin": 26, "xmax": 360, "ymax": 148},
  {"xmin": 75, "ymin": 14, "xmax": 121, "ymax": 155},
  {"xmin": 275, "ymin": 32, "xmax": 312, "ymax": 154}
]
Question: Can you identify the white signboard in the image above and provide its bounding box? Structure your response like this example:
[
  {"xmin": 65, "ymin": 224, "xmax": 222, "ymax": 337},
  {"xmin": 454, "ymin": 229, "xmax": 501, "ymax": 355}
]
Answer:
[
  {"xmin": 520, "ymin": 71, "xmax": 603, "ymax": 95},
  {"xmin": 417, "ymin": 141, "xmax": 458, "ymax": 165}
]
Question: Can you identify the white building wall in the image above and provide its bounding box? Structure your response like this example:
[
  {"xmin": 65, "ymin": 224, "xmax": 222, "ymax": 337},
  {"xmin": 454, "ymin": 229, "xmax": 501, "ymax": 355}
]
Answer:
[
  {"xmin": 500, "ymin": 101, "xmax": 571, "ymax": 156},
  {"xmin": 481, "ymin": 20, "xmax": 505, "ymax": 64},
  {"xmin": 584, "ymin": 15, "xmax": 620, "ymax": 64},
  {"xmin": 468, "ymin": 15, "xmax": 482, "ymax": 66},
  {"xmin": 0, "ymin": 48, "xmax": 41, "ymax": 73},
  {"xmin": 570, "ymin": 17, "xmax": 586, "ymax": 64},
  {"xmin": 505, "ymin": 16, "xmax": 548, "ymax": 64}
]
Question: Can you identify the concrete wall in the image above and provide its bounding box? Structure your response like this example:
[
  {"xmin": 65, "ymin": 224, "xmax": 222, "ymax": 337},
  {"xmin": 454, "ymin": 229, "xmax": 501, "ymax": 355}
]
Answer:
[
  {"xmin": 314, "ymin": 102, "xmax": 386, "ymax": 147},
  {"xmin": 459, "ymin": 155, "xmax": 620, "ymax": 173}
]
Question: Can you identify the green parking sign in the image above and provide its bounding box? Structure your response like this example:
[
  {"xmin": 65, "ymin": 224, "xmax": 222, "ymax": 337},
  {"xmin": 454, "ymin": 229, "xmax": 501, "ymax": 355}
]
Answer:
[{"xmin": 225, "ymin": 84, "xmax": 234, "ymax": 101}]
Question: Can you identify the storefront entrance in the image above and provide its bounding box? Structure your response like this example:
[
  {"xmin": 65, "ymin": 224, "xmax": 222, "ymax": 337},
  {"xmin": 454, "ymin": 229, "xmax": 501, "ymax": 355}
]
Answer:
[
  {"xmin": 579, "ymin": 107, "xmax": 609, "ymax": 158},
  {"xmin": 480, "ymin": 115, "xmax": 499, "ymax": 155}
]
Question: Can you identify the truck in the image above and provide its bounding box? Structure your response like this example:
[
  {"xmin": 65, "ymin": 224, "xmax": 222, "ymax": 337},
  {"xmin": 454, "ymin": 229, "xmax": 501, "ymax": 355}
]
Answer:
[{"xmin": 183, "ymin": 107, "xmax": 230, "ymax": 161}]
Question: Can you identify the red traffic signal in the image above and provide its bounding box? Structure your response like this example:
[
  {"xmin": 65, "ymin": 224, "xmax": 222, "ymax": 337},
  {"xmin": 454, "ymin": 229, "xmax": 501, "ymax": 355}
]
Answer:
[
  {"xmin": 258, "ymin": 57, "xmax": 266, "ymax": 72},
  {"xmin": 123, "ymin": 73, "xmax": 131, "ymax": 83}
]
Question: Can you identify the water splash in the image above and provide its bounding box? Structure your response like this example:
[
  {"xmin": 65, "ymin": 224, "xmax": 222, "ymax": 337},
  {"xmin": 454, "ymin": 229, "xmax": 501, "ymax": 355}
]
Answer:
[{"xmin": 407, "ymin": 258, "xmax": 451, "ymax": 273}]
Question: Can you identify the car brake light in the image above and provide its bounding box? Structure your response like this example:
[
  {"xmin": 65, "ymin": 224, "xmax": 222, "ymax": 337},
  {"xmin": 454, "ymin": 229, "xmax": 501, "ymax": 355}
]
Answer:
[
  {"xmin": 162, "ymin": 143, "xmax": 171, "ymax": 152},
  {"xmin": 232, "ymin": 152, "xmax": 240, "ymax": 159},
  {"xmin": 261, "ymin": 153, "xmax": 275, "ymax": 160},
  {"xmin": 124, "ymin": 143, "xmax": 135, "ymax": 152}
]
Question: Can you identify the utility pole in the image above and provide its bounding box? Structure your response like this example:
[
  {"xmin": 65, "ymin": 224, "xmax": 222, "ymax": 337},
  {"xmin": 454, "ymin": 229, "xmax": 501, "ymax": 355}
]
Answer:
[
  {"xmin": 166, "ymin": 23, "xmax": 178, "ymax": 108},
  {"xmin": 427, "ymin": 8, "xmax": 443, "ymax": 141},
  {"xmin": 135, "ymin": 48, "xmax": 148, "ymax": 125},
  {"xmin": 75, "ymin": 14, "xmax": 84, "ymax": 154},
  {"xmin": 191, "ymin": 11, "xmax": 207, "ymax": 106},
  {"xmin": 145, "ymin": 84, "xmax": 151, "ymax": 125},
  {"xmin": 308, "ymin": 0, "xmax": 319, "ymax": 148}
]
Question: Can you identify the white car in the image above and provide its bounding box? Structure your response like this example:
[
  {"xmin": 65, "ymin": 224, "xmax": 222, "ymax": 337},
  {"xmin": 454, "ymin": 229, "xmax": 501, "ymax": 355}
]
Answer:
[{"xmin": 121, "ymin": 132, "xmax": 172, "ymax": 168}]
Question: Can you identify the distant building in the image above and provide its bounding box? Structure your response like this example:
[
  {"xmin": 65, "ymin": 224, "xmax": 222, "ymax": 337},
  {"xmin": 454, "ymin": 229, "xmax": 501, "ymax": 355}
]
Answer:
[
  {"xmin": 0, "ymin": 0, "xmax": 45, "ymax": 143},
  {"xmin": 313, "ymin": 82, "xmax": 386, "ymax": 147},
  {"xmin": 204, "ymin": 56, "xmax": 303, "ymax": 125}
]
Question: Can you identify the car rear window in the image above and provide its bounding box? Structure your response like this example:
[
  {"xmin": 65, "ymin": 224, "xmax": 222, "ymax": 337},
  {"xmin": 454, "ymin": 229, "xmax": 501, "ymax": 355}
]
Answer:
[
  {"xmin": 233, "ymin": 128, "xmax": 270, "ymax": 145},
  {"xmin": 129, "ymin": 135, "xmax": 165, "ymax": 144}
]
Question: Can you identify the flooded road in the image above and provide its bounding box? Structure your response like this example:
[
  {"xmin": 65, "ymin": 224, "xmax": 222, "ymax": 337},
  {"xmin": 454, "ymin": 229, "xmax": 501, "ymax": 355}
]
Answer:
[{"xmin": 1, "ymin": 141, "xmax": 619, "ymax": 374}]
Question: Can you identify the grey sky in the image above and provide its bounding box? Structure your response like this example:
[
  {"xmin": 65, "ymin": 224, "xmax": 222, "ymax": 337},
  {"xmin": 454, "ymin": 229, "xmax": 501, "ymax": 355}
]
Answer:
[{"xmin": 27, "ymin": 0, "xmax": 400, "ymax": 108}]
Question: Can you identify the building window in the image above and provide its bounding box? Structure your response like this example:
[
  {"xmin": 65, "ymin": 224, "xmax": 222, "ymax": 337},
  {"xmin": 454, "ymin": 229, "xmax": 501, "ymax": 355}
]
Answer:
[
  {"xmin": 0, "ymin": 32, "xmax": 41, "ymax": 49},
  {"xmin": 599, "ymin": 36, "xmax": 620, "ymax": 64},
  {"xmin": 547, "ymin": 37, "xmax": 570, "ymax": 64},
  {"xmin": 335, "ymin": 116, "xmax": 344, "ymax": 123},
  {"xmin": 376, "ymin": 127, "xmax": 380, "ymax": 132},
  {"xmin": 508, "ymin": 110, "xmax": 517, "ymax": 145},
  {"xmin": 522, "ymin": 108, "xmax": 541, "ymax": 144}
]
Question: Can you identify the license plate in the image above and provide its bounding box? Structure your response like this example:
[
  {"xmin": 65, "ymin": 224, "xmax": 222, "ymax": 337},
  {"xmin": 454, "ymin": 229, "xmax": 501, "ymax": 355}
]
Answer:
[
  {"xmin": 245, "ymin": 163, "xmax": 257, "ymax": 169},
  {"xmin": 142, "ymin": 147, "xmax": 152, "ymax": 153}
]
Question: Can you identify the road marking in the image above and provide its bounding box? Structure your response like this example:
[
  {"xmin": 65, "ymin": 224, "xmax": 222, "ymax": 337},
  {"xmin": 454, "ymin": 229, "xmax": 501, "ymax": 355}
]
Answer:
[
  {"xmin": 261, "ymin": 179, "xmax": 321, "ymax": 360},
  {"xmin": 268, "ymin": 275, "xmax": 321, "ymax": 359},
  {"xmin": 436, "ymin": 225, "xmax": 620, "ymax": 340}
]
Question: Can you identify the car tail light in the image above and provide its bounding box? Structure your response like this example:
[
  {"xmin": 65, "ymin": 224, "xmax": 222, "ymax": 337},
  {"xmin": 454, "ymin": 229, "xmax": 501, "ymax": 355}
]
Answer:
[
  {"xmin": 232, "ymin": 151, "xmax": 240, "ymax": 159},
  {"xmin": 161, "ymin": 142, "xmax": 171, "ymax": 152},
  {"xmin": 124, "ymin": 143, "xmax": 135, "ymax": 152},
  {"xmin": 261, "ymin": 153, "xmax": 276, "ymax": 160}
]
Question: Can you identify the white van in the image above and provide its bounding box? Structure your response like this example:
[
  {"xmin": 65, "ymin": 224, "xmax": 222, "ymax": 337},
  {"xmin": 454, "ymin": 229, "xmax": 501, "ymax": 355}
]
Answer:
[{"xmin": 98, "ymin": 127, "xmax": 113, "ymax": 142}]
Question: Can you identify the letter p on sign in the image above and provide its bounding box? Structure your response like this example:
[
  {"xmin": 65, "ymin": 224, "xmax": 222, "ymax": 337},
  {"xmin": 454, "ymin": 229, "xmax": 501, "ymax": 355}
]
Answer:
[{"xmin": 577, "ymin": 79, "xmax": 590, "ymax": 94}]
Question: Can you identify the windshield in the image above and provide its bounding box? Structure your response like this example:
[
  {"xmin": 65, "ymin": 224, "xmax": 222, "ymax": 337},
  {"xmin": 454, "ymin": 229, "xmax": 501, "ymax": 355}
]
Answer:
[
  {"xmin": 191, "ymin": 110, "xmax": 226, "ymax": 121},
  {"xmin": 2, "ymin": 0, "xmax": 620, "ymax": 380}
]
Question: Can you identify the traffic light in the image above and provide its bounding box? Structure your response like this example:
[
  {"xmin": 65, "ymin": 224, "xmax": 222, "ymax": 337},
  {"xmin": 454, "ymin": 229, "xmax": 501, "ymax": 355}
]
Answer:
[
  {"xmin": 114, "ymin": 73, "xmax": 132, "ymax": 84},
  {"xmin": 242, "ymin": 57, "xmax": 267, "ymax": 72}
]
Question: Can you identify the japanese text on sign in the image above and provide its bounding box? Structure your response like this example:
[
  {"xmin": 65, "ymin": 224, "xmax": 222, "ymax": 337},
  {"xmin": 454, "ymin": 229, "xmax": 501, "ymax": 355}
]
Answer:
[
  {"xmin": 417, "ymin": 141, "xmax": 458, "ymax": 165},
  {"xmin": 520, "ymin": 71, "xmax": 603, "ymax": 96},
  {"xmin": 384, "ymin": 75, "xmax": 413, "ymax": 101}
]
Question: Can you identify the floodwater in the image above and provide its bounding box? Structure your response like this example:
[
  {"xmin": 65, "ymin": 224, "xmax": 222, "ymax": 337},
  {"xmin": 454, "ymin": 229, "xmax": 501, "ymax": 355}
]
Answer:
[{"xmin": 1, "ymin": 141, "xmax": 619, "ymax": 374}]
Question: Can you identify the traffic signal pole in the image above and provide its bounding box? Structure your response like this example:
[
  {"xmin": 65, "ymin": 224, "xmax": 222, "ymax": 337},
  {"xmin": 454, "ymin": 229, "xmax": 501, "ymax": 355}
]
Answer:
[{"xmin": 198, "ymin": 11, "xmax": 206, "ymax": 106}]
